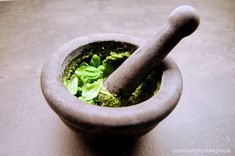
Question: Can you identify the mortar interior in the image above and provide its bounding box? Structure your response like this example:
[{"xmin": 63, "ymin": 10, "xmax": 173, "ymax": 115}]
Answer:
[{"xmin": 61, "ymin": 41, "xmax": 163, "ymax": 107}]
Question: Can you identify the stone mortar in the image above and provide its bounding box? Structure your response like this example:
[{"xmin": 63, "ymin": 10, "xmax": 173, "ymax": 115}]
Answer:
[{"xmin": 40, "ymin": 33, "xmax": 183, "ymax": 143}]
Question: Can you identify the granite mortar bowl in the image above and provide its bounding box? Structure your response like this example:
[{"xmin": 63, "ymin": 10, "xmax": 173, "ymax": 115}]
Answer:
[{"xmin": 40, "ymin": 33, "xmax": 183, "ymax": 143}]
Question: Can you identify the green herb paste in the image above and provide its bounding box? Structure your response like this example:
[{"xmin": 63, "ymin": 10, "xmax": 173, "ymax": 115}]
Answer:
[{"xmin": 63, "ymin": 42, "xmax": 162, "ymax": 107}]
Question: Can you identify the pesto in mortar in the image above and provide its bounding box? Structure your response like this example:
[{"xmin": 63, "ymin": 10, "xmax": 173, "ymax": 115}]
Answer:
[{"xmin": 63, "ymin": 42, "xmax": 162, "ymax": 107}]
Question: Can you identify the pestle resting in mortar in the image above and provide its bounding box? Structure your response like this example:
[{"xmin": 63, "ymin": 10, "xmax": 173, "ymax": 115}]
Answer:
[{"xmin": 104, "ymin": 5, "xmax": 200, "ymax": 97}]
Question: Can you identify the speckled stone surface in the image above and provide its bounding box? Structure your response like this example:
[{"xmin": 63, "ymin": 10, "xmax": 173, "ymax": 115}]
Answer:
[{"xmin": 0, "ymin": 0, "xmax": 235, "ymax": 156}]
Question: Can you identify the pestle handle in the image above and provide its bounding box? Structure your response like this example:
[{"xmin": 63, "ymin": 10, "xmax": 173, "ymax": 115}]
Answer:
[{"xmin": 104, "ymin": 5, "xmax": 200, "ymax": 97}]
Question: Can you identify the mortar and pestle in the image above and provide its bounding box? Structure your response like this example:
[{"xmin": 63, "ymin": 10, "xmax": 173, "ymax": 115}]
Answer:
[{"xmin": 41, "ymin": 5, "xmax": 200, "ymax": 142}]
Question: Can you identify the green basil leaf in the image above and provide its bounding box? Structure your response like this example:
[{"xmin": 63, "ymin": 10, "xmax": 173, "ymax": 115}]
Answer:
[
  {"xmin": 90, "ymin": 54, "xmax": 100, "ymax": 67},
  {"xmin": 82, "ymin": 80, "xmax": 103, "ymax": 100},
  {"xmin": 77, "ymin": 76, "xmax": 84, "ymax": 87},
  {"xmin": 79, "ymin": 75, "xmax": 89, "ymax": 84},
  {"xmin": 79, "ymin": 96, "xmax": 96, "ymax": 105},
  {"xmin": 97, "ymin": 65, "xmax": 105, "ymax": 78},
  {"xmin": 97, "ymin": 65, "xmax": 105, "ymax": 71},
  {"xmin": 67, "ymin": 76, "xmax": 78, "ymax": 95},
  {"xmin": 77, "ymin": 86, "xmax": 83, "ymax": 92},
  {"xmin": 103, "ymin": 63, "xmax": 115, "ymax": 77},
  {"xmin": 75, "ymin": 65, "xmax": 100, "ymax": 80}
]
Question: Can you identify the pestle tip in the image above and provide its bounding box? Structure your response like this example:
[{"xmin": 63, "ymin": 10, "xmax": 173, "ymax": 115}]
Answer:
[{"xmin": 168, "ymin": 5, "xmax": 200, "ymax": 37}]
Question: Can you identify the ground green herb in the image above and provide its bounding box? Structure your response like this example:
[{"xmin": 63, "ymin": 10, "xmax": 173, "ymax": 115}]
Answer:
[{"xmin": 63, "ymin": 43, "xmax": 162, "ymax": 107}]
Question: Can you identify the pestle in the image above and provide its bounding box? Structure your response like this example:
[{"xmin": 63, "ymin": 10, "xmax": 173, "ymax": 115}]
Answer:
[{"xmin": 104, "ymin": 5, "xmax": 200, "ymax": 97}]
